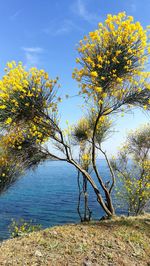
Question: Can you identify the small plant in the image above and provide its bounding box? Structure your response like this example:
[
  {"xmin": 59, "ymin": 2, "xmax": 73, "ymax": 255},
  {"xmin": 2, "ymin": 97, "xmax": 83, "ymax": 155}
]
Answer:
[
  {"xmin": 112, "ymin": 124, "xmax": 150, "ymax": 215},
  {"xmin": 9, "ymin": 218, "xmax": 42, "ymax": 238}
]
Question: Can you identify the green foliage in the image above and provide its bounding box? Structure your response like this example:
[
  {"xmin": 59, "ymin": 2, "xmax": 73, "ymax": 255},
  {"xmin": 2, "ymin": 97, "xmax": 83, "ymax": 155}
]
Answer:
[
  {"xmin": 0, "ymin": 132, "xmax": 48, "ymax": 195},
  {"xmin": 88, "ymin": 110, "xmax": 113, "ymax": 145},
  {"xmin": 127, "ymin": 124, "xmax": 150, "ymax": 161},
  {"xmin": 112, "ymin": 124, "xmax": 150, "ymax": 215},
  {"xmin": 72, "ymin": 117, "xmax": 91, "ymax": 143},
  {"xmin": 72, "ymin": 111, "xmax": 112, "ymax": 145},
  {"xmin": 9, "ymin": 218, "xmax": 41, "ymax": 238}
]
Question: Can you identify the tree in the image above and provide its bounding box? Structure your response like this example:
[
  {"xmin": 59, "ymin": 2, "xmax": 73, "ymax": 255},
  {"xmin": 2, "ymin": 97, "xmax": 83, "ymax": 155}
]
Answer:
[
  {"xmin": 72, "ymin": 12, "xmax": 150, "ymax": 216},
  {"xmin": 72, "ymin": 117, "xmax": 92, "ymax": 221},
  {"xmin": 111, "ymin": 124, "xmax": 150, "ymax": 215},
  {"xmin": 0, "ymin": 13, "xmax": 150, "ymax": 218},
  {"xmin": 72, "ymin": 114, "xmax": 114, "ymax": 221}
]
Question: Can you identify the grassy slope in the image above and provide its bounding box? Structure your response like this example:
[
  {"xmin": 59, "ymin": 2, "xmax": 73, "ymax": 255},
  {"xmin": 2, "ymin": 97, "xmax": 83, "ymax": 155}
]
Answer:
[{"xmin": 0, "ymin": 214, "xmax": 149, "ymax": 266}]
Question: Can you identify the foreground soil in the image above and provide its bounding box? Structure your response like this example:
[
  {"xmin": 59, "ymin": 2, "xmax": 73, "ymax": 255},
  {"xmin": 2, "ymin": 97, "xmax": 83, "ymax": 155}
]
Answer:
[{"xmin": 0, "ymin": 214, "xmax": 149, "ymax": 266}]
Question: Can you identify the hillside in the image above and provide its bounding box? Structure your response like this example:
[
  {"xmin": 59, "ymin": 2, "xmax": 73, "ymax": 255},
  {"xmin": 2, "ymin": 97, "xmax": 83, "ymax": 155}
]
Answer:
[{"xmin": 0, "ymin": 214, "xmax": 149, "ymax": 266}]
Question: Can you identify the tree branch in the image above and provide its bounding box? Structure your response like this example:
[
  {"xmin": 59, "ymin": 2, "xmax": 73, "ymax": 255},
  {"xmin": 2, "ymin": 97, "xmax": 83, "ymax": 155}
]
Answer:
[{"xmin": 99, "ymin": 147, "xmax": 116, "ymax": 193}]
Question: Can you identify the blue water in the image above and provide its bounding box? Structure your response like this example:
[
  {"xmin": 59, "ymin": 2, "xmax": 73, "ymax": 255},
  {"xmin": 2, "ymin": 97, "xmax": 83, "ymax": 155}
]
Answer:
[{"xmin": 0, "ymin": 160, "xmax": 119, "ymax": 240}]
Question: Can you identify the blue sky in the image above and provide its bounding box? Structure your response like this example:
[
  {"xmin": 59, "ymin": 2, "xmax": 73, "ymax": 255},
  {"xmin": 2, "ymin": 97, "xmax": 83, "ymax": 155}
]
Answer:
[{"xmin": 0, "ymin": 0, "xmax": 149, "ymax": 156}]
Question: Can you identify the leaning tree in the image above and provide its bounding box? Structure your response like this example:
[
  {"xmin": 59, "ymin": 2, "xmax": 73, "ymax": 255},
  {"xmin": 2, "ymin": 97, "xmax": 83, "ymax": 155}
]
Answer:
[
  {"xmin": 0, "ymin": 13, "xmax": 150, "ymax": 218},
  {"xmin": 72, "ymin": 112, "xmax": 114, "ymax": 221}
]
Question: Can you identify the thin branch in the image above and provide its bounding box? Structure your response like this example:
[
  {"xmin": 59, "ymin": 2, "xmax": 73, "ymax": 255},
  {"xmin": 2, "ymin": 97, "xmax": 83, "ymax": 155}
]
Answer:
[
  {"xmin": 41, "ymin": 147, "xmax": 68, "ymax": 162},
  {"xmin": 91, "ymin": 110, "xmax": 109, "ymax": 192},
  {"xmin": 99, "ymin": 147, "xmax": 116, "ymax": 193}
]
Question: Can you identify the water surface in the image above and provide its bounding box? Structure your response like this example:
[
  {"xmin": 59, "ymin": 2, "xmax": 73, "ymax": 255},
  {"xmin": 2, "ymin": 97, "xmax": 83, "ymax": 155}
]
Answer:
[{"xmin": 0, "ymin": 160, "xmax": 119, "ymax": 240}]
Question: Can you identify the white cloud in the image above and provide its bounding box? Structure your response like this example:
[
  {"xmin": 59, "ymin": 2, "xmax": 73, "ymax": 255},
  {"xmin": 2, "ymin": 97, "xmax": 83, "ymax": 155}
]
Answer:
[
  {"xmin": 43, "ymin": 19, "xmax": 82, "ymax": 36},
  {"xmin": 22, "ymin": 47, "xmax": 44, "ymax": 68},
  {"xmin": 22, "ymin": 47, "xmax": 44, "ymax": 53},
  {"xmin": 43, "ymin": 0, "xmax": 99, "ymax": 36},
  {"xmin": 72, "ymin": 0, "xmax": 99, "ymax": 24},
  {"xmin": 10, "ymin": 10, "xmax": 22, "ymax": 20}
]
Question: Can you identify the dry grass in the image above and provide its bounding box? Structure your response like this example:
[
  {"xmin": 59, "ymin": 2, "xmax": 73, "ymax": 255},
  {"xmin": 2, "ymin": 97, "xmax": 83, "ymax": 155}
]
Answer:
[{"xmin": 0, "ymin": 214, "xmax": 150, "ymax": 266}]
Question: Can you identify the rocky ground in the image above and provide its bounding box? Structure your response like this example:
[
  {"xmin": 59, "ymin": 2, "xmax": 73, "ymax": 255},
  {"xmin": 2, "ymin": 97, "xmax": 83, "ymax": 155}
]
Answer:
[{"xmin": 0, "ymin": 214, "xmax": 149, "ymax": 266}]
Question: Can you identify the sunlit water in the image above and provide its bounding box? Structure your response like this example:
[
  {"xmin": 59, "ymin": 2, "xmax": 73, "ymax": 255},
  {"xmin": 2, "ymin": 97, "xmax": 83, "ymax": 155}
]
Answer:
[{"xmin": 0, "ymin": 160, "xmax": 122, "ymax": 240}]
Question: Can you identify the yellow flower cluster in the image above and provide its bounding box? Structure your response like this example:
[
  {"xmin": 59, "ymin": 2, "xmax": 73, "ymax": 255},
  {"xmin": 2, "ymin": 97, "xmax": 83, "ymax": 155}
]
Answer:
[
  {"xmin": 0, "ymin": 62, "xmax": 60, "ymax": 152},
  {"xmin": 73, "ymin": 12, "xmax": 150, "ymax": 107},
  {"xmin": 1, "ymin": 120, "xmax": 51, "ymax": 153},
  {"xmin": 82, "ymin": 153, "xmax": 90, "ymax": 161},
  {"xmin": 0, "ymin": 153, "xmax": 14, "ymax": 178},
  {"xmin": 0, "ymin": 62, "xmax": 58, "ymax": 126},
  {"xmin": 81, "ymin": 152, "xmax": 91, "ymax": 171}
]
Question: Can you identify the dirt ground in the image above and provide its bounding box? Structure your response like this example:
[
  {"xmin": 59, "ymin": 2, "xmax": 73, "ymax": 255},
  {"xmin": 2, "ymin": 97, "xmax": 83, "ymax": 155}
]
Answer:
[{"xmin": 0, "ymin": 214, "xmax": 149, "ymax": 266}]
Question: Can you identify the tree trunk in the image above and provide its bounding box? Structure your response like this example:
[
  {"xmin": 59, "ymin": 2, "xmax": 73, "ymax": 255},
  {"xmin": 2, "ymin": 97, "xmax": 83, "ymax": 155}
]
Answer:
[
  {"xmin": 70, "ymin": 159, "xmax": 114, "ymax": 217},
  {"xmin": 83, "ymin": 176, "xmax": 88, "ymax": 221},
  {"xmin": 104, "ymin": 190, "xmax": 115, "ymax": 215},
  {"xmin": 77, "ymin": 171, "xmax": 92, "ymax": 222},
  {"xmin": 83, "ymin": 175, "xmax": 92, "ymax": 221}
]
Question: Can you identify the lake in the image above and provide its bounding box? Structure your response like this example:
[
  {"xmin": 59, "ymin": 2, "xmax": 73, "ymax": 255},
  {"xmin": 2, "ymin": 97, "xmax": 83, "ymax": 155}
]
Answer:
[{"xmin": 0, "ymin": 160, "xmax": 121, "ymax": 240}]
